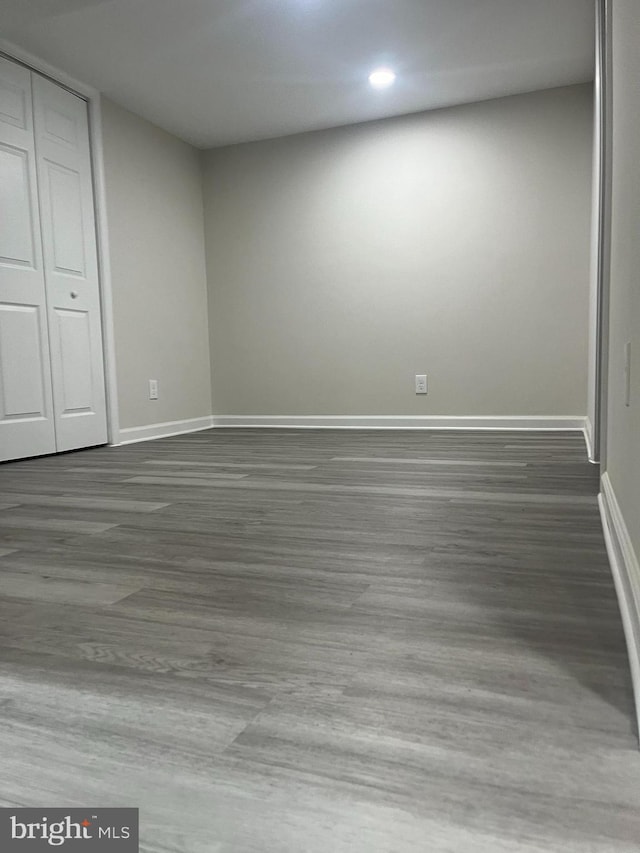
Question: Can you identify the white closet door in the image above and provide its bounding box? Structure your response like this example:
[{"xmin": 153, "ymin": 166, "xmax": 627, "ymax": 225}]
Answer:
[
  {"xmin": 0, "ymin": 57, "xmax": 57, "ymax": 462},
  {"xmin": 33, "ymin": 74, "xmax": 107, "ymax": 452}
]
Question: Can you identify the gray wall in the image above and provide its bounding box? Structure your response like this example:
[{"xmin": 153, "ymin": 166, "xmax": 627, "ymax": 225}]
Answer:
[
  {"xmin": 101, "ymin": 97, "xmax": 212, "ymax": 430},
  {"xmin": 605, "ymin": 1, "xmax": 640, "ymax": 554},
  {"xmin": 203, "ymin": 84, "xmax": 593, "ymax": 417}
]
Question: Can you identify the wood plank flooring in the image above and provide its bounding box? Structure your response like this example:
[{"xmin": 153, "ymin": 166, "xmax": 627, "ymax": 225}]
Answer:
[{"xmin": 0, "ymin": 429, "xmax": 638, "ymax": 852}]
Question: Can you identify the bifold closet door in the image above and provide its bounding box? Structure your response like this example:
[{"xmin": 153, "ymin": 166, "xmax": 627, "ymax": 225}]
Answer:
[
  {"xmin": 0, "ymin": 57, "xmax": 57, "ymax": 462},
  {"xmin": 32, "ymin": 74, "xmax": 108, "ymax": 452}
]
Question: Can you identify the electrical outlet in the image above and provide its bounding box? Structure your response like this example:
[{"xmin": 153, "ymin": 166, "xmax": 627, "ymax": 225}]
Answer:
[
  {"xmin": 415, "ymin": 374, "xmax": 428, "ymax": 394},
  {"xmin": 149, "ymin": 379, "xmax": 159, "ymax": 400}
]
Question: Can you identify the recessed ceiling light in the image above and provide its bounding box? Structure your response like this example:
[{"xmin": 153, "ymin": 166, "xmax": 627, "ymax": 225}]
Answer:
[{"xmin": 368, "ymin": 67, "xmax": 396, "ymax": 90}]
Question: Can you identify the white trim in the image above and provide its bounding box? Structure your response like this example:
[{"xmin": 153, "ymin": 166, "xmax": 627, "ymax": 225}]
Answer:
[
  {"xmin": 584, "ymin": 416, "xmax": 597, "ymax": 462},
  {"xmin": 89, "ymin": 94, "xmax": 120, "ymax": 446},
  {"xmin": 212, "ymin": 415, "xmax": 587, "ymax": 431},
  {"xmin": 117, "ymin": 416, "xmax": 215, "ymax": 445},
  {"xmin": 588, "ymin": 0, "xmax": 613, "ymax": 468},
  {"xmin": 0, "ymin": 40, "xmax": 120, "ymax": 447},
  {"xmin": 599, "ymin": 472, "xmax": 640, "ymax": 745},
  {"xmin": 115, "ymin": 414, "xmax": 588, "ymax": 445},
  {"xmin": 0, "ymin": 40, "xmax": 99, "ymax": 99}
]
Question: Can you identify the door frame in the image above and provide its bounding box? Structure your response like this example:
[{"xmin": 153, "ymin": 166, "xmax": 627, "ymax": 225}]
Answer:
[
  {"xmin": 0, "ymin": 39, "xmax": 120, "ymax": 447},
  {"xmin": 589, "ymin": 0, "xmax": 612, "ymax": 465}
]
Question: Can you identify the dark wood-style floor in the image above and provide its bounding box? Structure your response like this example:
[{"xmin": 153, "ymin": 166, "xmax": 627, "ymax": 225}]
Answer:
[{"xmin": 0, "ymin": 429, "xmax": 638, "ymax": 852}]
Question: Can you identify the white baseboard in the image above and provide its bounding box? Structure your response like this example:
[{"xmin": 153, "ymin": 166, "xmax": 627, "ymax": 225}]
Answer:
[
  {"xmin": 599, "ymin": 472, "xmax": 640, "ymax": 744},
  {"xmin": 212, "ymin": 415, "xmax": 586, "ymax": 431},
  {"xmin": 112, "ymin": 414, "xmax": 587, "ymax": 445},
  {"xmin": 115, "ymin": 416, "xmax": 215, "ymax": 446}
]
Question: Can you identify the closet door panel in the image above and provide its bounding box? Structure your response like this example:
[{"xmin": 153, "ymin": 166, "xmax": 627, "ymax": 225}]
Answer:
[
  {"xmin": 46, "ymin": 162, "xmax": 86, "ymax": 276},
  {"xmin": 55, "ymin": 307, "xmax": 94, "ymax": 413},
  {"xmin": 0, "ymin": 144, "xmax": 34, "ymax": 265},
  {"xmin": 0, "ymin": 305, "xmax": 47, "ymax": 416},
  {"xmin": 33, "ymin": 74, "xmax": 107, "ymax": 452},
  {"xmin": 0, "ymin": 57, "xmax": 56, "ymax": 461}
]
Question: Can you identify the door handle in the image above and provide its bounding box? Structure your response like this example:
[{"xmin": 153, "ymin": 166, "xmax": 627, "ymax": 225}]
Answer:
[{"xmin": 70, "ymin": 291, "xmax": 79, "ymax": 299}]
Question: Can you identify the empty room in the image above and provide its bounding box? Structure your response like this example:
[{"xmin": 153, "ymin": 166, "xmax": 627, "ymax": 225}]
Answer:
[{"xmin": 0, "ymin": 1, "xmax": 639, "ymax": 851}]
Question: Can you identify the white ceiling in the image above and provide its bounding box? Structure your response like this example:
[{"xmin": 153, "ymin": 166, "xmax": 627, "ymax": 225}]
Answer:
[{"xmin": 0, "ymin": 0, "xmax": 595, "ymax": 149}]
